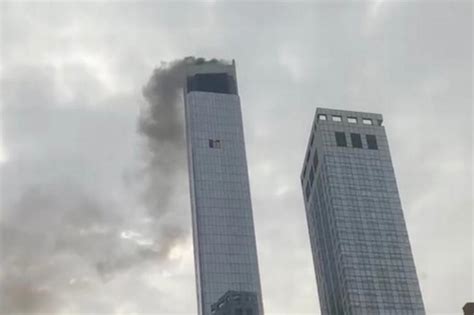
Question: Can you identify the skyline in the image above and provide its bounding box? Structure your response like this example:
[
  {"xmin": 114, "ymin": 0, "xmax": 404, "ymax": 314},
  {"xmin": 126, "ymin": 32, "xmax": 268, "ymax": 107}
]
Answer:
[{"xmin": 0, "ymin": 1, "xmax": 472, "ymax": 314}]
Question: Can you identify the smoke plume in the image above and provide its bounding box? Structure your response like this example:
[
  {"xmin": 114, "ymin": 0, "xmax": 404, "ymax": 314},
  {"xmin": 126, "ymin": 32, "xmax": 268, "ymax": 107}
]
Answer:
[
  {"xmin": 134, "ymin": 57, "xmax": 229, "ymax": 263},
  {"xmin": 0, "ymin": 57, "xmax": 228, "ymax": 313},
  {"xmin": 138, "ymin": 56, "xmax": 227, "ymax": 217}
]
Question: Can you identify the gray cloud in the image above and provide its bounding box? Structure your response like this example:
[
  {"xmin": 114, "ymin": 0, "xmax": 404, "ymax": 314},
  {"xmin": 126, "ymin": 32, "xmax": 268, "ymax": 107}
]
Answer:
[
  {"xmin": 1, "ymin": 183, "xmax": 118, "ymax": 313},
  {"xmin": 0, "ymin": 62, "xmax": 194, "ymax": 313}
]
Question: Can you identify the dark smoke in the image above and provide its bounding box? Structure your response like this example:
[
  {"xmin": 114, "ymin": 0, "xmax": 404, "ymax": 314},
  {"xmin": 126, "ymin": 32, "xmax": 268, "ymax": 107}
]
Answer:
[
  {"xmin": 138, "ymin": 59, "xmax": 188, "ymax": 217},
  {"xmin": 133, "ymin": 57, "xmax": 229, "ymax": 267},
  {"xmin": 0, "ymin": 182, "xmax": 123, "ymax": 313},
  {"xmin": 0, "ymin": 57, "xmax": 227, "ymax": 313},
  {"xmin": 138, "ymin": 56, "xmax": 228, "ymax": 217}
]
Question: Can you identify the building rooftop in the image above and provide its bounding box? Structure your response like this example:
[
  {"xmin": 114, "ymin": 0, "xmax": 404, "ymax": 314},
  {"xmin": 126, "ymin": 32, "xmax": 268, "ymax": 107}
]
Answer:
[
  {"xmin": 315, "ymin": 107, "xmax": 383, "ymax": 126},
  {"xmin": 185, "ymin": 59, "xmax": 238, "ymax": 95}
]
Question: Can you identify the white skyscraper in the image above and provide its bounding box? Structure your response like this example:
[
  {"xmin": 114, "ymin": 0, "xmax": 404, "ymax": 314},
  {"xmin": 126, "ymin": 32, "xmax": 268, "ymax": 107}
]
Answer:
[{"xmin": 184, "ymin": 60, "xmax": 263, "ymax": 315}]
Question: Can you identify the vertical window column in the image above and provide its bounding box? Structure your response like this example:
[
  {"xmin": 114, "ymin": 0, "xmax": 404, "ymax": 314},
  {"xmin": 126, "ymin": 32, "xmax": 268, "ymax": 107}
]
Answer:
[
  {"xmin": 335, "ymin": 132, "xmax": 347, "ymax": 147},
  {"xmin": 366, "ymin": 135, "xmax": 378, "ymax": 150},
  {"xmin": 350, "ymin": 133, "xmax": 363, "ymax": 148}
]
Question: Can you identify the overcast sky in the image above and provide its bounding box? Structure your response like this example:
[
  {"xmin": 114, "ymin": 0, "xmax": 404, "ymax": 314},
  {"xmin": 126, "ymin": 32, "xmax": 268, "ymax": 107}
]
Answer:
[{"xmin": 0, "ymin": 1, "xmax": 472, "ymax": 314}]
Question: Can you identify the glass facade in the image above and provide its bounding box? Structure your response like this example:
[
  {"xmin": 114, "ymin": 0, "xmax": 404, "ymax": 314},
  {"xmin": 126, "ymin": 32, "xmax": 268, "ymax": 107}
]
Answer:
[
  {"xmin": 301, "ymin": 108, "xmax": 425, "ymax": 314},
  {"xmin": 185, "ymin": 61, "xmax": 263, "ymax": 315}
]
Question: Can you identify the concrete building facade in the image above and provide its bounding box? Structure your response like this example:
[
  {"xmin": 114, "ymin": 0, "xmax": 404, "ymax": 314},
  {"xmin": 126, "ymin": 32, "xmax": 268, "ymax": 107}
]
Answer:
[
  {"xmin": 184, "ymin": 60, "xmax": 263, "ymax": 315},
  {"xmin": 301, "ymin": 108, "xmax": 425, "ymax": 314}
]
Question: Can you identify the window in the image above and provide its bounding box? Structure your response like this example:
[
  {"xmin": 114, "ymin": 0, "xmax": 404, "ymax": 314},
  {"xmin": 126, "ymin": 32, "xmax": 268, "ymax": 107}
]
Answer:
[
  {"xmin": 318, "ymin": 114, "xmax": 327, "ymax": 121},
  {"xmin": 332, "ymin": 115, "xmax": 342, "ymax": 122},
  {"xmin": 362, "ymin": 118, "xmax": 373, "ymax": 125},
  {"xmin": 366, "ymin": 134, "xmax": 378, "ymax": 150},
  {"xmin": 335, "ymin": 132, "xmax": 347, "ymax": 147},
  {"xmin": 235, "ymin": 309, "xmax": 243, "ymax": 315},
  {"xmin": 209, "ymin": 139, "xmax": 221, "ymax": 148},
  {"xmin": 348, "ymin": 117, "xmax": 358, "ymax": 124},
  {"xmin": 309, "ymin": 133, "xmax": 314, "ymax": 146},
  {"xmin": 187, "ymin": 73, "xmax": 237, "ymax": 94},
  {"xmin": 309, "ymin": 168, "xmax": 314, "ymax": 186},
  {"xmin": 351, "ymin": 133, "xmax": 363, "ymax": 148},
  {"xmin": 246, "ymin": 309, "xmax": 254, "ymax": 315}
]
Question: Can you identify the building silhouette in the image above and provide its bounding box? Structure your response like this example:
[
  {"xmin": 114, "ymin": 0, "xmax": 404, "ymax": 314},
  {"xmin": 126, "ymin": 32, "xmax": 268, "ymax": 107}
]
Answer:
[
  {"xmin": 300, "ymin": 108, "xmax": 425, "ymax": 314},
  {"xmin": 184, "ymin": 60, "xmax": 263, "ymax": 315}
]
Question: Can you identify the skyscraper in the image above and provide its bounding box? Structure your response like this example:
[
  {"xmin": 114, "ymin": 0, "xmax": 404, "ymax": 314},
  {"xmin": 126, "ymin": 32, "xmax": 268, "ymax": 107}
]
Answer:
[
  {"xmin": 184, "ymin": 60, "xmax": 263, "ymax": 315},
  {"xmin": 300, "ymin": 108, "xmax": 425, "ymax": 314}
]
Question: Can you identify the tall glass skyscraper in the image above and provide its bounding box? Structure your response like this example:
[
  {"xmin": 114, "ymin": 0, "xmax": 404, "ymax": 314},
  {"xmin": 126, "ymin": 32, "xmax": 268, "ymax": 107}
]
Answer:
[
  {"xmin": 184, "ymin": 60, "xmax": 263, "ymax": 315},
  {"xmin": 301, "ymin": 108, "xmax": 425, "ymax": 314}
]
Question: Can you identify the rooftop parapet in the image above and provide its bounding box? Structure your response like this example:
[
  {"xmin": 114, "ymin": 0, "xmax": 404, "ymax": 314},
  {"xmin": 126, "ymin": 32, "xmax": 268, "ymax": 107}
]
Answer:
[
  {"xmin": 185, "ymin": 59, "xmax": 238, "ymax": 95},
  {"xmin": 314, "ymin": 107, "xmax": 383, "ymax": 126}
]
